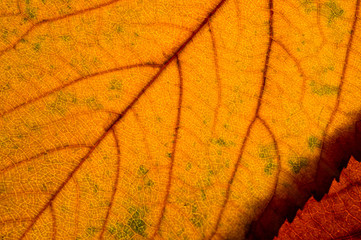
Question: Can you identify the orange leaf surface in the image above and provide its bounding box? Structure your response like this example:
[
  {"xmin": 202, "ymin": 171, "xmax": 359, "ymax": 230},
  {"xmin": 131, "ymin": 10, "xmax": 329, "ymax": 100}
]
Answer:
[{"xmin": 0, "ymin": 0, "xmax": 361, "ymax": 239}]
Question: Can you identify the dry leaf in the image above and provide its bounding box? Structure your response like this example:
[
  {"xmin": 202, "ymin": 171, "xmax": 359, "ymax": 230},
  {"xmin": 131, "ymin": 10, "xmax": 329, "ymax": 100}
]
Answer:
[
  {"xmin": 276, "ymin": 156, "xmax": 361, "ymax": 240},
  {"xmin": 0, "ymin": 0, "xmax": 361, "ymax": 239}
]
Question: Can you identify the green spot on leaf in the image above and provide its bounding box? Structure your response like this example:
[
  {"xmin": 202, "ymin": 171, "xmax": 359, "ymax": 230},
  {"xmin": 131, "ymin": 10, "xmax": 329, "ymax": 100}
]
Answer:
[
  {"xmin": 25, "ymin": 8, "xmax": 37, "ymax": 19},
  {"xmin": 86, "ymin": 226, "xmax": 99, "ymax": 237},
  {"xmin": 109, "ymin": 78, "xmax": 123, "ymax": 91},
  {"xmin": 47, "ymin": 91, "xmax": 77, "ymax": 115},
  {"xmin": 190, "ymin": 214, "xmax": 204, "ymax": 228},
  {"xmin": 85, "ymin": 97, "xmax": 103, "ymax": 110},
  {"xmin": 138, "ymin": 165, "xmax": 149, "ymax": 175},
  {"xmin": 310, "ymin": 81, "xmax": 339, "ymax": 96},
  {"xmin": 301, "ymin": 0, "xmax": 317, "ymax": 14},
  {"xmin": 216, "ymin": 138, "xmax": 227, "ymax": 146},
  {"xmin": 128, "ymin": 218, "xmax": 146, "ymax": 236},
  {"xmin": 127, "ymin": 207, "xmax": 147, "ymax": 236},
  {"xmin": 201, "ymin": 189, "xmax": 206, "ymax": 200},
  {"xmin": 288, "ymin": 157, "xmax": 309, "ymax": 174},
  {"xmin": 84, "ymin": 174, "xmax": 99, "ymax": 194},
  {"xmin": 60, "ymin": 35, "xmax": 71, "ymax": 41},
  {"xmin": 186, "ymin": 162, "xmax": 192, "ymax": 171},
  {"xmin": 145, "ymin": 179, "xmax": 154, "ymax": 187},
  {"xmin": 324, "ymin": 0, "xmax": 344, "ymax": 24},
  {"xmin": 259, "ymin": 144, "xmax": 276, "ymax": 159},
  {"xmin": 211, "ymin": 138, "xmax": 235, "ymax": 147},
  {"xmin": 264, "ymin": 161, "xmax": 277, "ymax": 175},
  {"xmin": 308, "ymin": 135, "xmax": 322, "ymax": 151},
  {"xmin": 190, "ymin": 203, "xmax": 204, "ymax": 228},
  {"xmin": 108, "ymin": 222, "xmax": 134, "ymax": 239},
  {"xmin": 25, "ymin": 0, "xmax": 37, "ymax": 20},
  {"xmin": 0, "ymin": 82, "xmax": 11, "ymax": 92},
  {"xmin": 33, "ymin": 42, "xmax": 41, "ymax": 51},
  {"xmin": 40, "ymin": 183, "xmax": 47, "ymax": 192},
  {"xmin": 259, "ymin": 144, "xmax": 277, "ymax": 175},
  {"xmin": 115, "ymin": 24, "xmax": 123, "ymax": 33}
]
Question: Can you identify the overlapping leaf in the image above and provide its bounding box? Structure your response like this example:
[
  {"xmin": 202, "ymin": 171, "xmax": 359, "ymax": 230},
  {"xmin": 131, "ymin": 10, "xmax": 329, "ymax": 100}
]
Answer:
[{"xmin": 276, "ymin": 156, "xmax": 361, "ymax": 240}]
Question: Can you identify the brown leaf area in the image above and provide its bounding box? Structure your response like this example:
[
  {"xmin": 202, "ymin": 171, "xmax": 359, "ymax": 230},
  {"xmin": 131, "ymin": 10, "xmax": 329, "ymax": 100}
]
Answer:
[
  {"xmin": 276, "ymin": 156, "xmax": 361, "ymax": 240},
  {"xmin": 0, "ymin": 0, "xmax": 361, "ymax": 239}
]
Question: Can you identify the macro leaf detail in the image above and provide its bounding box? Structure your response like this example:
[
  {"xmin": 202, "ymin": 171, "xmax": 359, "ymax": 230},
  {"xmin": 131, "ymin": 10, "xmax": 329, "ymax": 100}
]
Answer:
[{"xmin": 0, "ymin": 0, "xmax": 361, "ymax": 239}]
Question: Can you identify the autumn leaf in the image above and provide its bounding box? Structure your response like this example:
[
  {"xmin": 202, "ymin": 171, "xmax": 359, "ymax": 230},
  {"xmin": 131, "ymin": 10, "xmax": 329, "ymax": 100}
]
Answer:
[
  {"xmin": 276, "ymin": 156, "xmax": 361, "ymax": 240},
  {"xmin": 0, "ymin": 0, "xmax": 361, "ymax": 239}
]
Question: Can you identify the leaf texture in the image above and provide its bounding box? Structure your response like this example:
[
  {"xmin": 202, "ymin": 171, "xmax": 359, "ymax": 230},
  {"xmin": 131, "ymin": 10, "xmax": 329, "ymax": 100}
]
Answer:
[{"xmin": 0, "ymin": 0, "xmax": 361, "ymax": 239}]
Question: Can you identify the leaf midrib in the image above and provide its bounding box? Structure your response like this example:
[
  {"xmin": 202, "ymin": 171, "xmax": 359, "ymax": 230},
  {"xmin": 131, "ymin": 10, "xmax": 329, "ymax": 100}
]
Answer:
[{"xmin": 18, "ymin": 0, "xmax": 228, "ymax": 238}]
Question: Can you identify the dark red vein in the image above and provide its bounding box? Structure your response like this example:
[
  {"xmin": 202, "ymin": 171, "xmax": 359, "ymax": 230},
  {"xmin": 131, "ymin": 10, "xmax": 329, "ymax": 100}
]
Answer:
[
  {"xmin": 132, "ymin": 110, "xmax": 154, "ymax": 163},
  {"xmin": 0, "ymin": 191, "xmax": 50, "ymax": 197},
  {"xmin": 0, "ymin": 12, "xmax": 21, "ymax": 18},
  {"xmin": 99, "ymin": 129, "xmax": 121, "ymax": 239},
  {"xmin": 105, "ymin": 0, "xmax": 228, "ymax": 127},
  {"xmin": 254, "ymin": 0, "xmax": 273, "ymax": 118},
  {"xmin": 0, "ymin": 63, "xmax": 161, "ymax": 118},
  {"xmin": 0, "ymin": 218, "xmax": 32, "ymax": 226},
  {"xmin": 0, "ymin": 0, "xmax": 121, "ymax": 57},
  {"xmin": 0, "ymin": 144, "xmax": 91, "ymax": 174},
  {"xmin": 18, "ymin": 0, "xmax": 228, "ymax": 237},
  {"xmin": 316, "ymin": 1, "xmax": 327, "ymax": 53},
  {"xmin": 247, "ymin": 117, "xmax": 281, "ymax": 234},
  {"xmin": 315, "ymin": 0, "xmax": 360, "ymax": 183},
  {"xmin": 50, "ymin": 202, "xmax": 57, "ymax": 240},
  {"xmin": 336, "ymin": 230, "xmax": 361, "ymax": 240},
  {"xmin": 73, "ymin": 177, "xmax": 80, "ymax": 237},
  {"xmin": 210, "ymin": 0, "xmax": 274, "ymax": 237},
  {"xmin": 19, "ymin": 118, "xmax": 119, "ymax": 239},
  {"xmin": 208, "ymin": 21, "xmax": 222, "ymax": 134},
  {"xmin": 151, "ymin": 55, "xmax": 184, "ymax": 238},
  {"xmin": 273, "ymin": 39, "xmax": 307, "ymax": 104}
]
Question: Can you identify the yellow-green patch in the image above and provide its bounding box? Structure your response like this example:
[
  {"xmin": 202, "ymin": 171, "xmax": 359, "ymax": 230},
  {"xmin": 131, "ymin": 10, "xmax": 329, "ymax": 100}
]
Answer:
[
  {"xmin": 84, "ymin": 174, "xmax": 99, "ymax": 194},
  {"xmin": 46, "ymin": 91, "xmax": 77, "ymax": 115},
  {"xmin": 33, "ymin": 42, "xmax": 41, "ymax": 51},
  {"xmin": 259, "ymin": 144, "xmax": 278, "ymax": 175},
  {"xmin": 127, "ymin": 207, "xmax": 147, "ymax": 236},
  {"xmin": 109, "ymin": 78, "xmax": 123, "ymax": 91},
  {"xmin": 301, "ymin": 0, "xmax": 317, "ymax": 14},
  {"xmin": 288, "ymin": 157, "xmax": 309, "ymax": 174},
  {"xmin": 0, "ymin": 82, "xmax": 11, "ymax": 92},
  {"xmin": 190, "ymin": 203, "xmax": 205, "ymax": 228},
  {"xmin": 210, "ymin": 138, "xmax": 235, "ymax": 147},
  {"xmin": 200, "ymin": 189, "xmax": 206, "ymax": 201},
  {"xmin": 85, "ymin": 97, "xmax": 103, "ymax": 110},
  {"xmin": 264, "ymin": 161, "xmax": 277, "ymax": 175},
  {"xmin": 258, "ymin": 144, "xmax": 276, "ymax": 160},
  {"xmin": 310, "ymin": 81, "xmax": 339, "ymax": 96},
  {"xmin": 108, "ymin": 222, "xmax": 134, "ymax": 239},
  {"xmin": 308, "ymin": 135, "xmax": 322, "ymax": 151},
  {"xmin": 138, "ymin": 165, "xmax": 149, "ymax": 176},
  {"xmin": 185, "ymin": 162, "xmax": 192, "ymax": 171},
  {"xmin": 60, "ymin": 35, "xmax": 71, "ymax": 42},
  {"xmin": 25, "ymin": 0, "xmax": 37, "ymax": 20},
  {"xmin": 323, "ymin": 0, "xmax": 344, "ymax": 24},
  {"xmin": 86, "ymin": 226, "xmax": 100, "ymax": 237}
]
